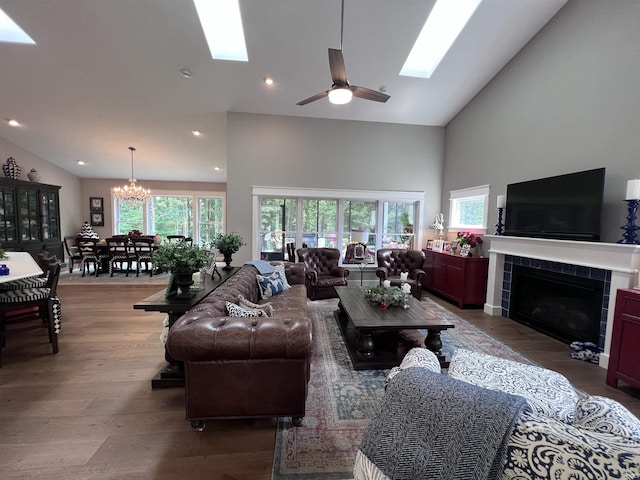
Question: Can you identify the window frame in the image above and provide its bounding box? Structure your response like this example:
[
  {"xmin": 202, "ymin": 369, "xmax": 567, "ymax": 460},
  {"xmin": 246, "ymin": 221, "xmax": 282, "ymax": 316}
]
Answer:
[{"xmin": 448, "ymin": 185, "xmax": 490, "ymax": 233}]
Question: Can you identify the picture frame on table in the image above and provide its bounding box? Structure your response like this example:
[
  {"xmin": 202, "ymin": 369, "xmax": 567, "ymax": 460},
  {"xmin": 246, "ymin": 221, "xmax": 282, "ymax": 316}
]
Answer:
[
  {"xmin": 443, "ymin": 241, "xmax": 452, "ymax": 253},
  {"xmin": 90, "ymin": 212, "xmax": 104, "ymax": 227},
  {"xmin": 433, "ymin": 239, "xmax": 444, "ymax": 252},
  {"xmin": 426, "ymin": 240, "xmax": 434, "ymax": 250},
  {"xmin": 460, "ymin": 244, "xmax": 471, "ymax": 257},
  {"xmin": 90, "ymin": 197, "xmax": 104, "ymax": 211}
]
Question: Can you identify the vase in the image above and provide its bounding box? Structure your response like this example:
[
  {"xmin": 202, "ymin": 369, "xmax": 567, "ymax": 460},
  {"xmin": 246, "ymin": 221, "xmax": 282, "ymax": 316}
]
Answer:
[
  {"xmin": 174, "ymin": 272, "xmax": 195, "ymax": 298},
  {"xmin": 222, "ymin": 252, "xmax": 233, "ymax": 270},
  {"xmin": 3, "ymin": 157, "xmax": 21, "ymax": 179},
  {"xmin": 27, "ymin": 168, "xmax": 40, "ymax": 182}
]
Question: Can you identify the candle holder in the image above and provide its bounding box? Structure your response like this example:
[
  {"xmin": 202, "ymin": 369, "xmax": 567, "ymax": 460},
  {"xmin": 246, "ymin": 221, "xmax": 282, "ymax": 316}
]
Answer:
[
  {"xmin": 619, "ymin": 199, "xmax": 640, "ymax": 244},
  {"xmin": 495, "ymin": 207, "xmax": 504, "ymax": 235}
]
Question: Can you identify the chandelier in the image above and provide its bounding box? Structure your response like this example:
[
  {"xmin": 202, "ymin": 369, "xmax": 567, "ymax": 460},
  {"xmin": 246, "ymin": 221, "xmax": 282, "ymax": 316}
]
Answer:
[{"xmin": 112, "ymin": 146, "xmax": 151, "ymax": 202}]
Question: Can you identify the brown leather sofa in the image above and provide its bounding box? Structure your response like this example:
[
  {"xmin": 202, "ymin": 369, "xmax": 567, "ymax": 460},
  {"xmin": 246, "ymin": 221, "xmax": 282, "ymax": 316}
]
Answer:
[
  {"xmin": 292, "ymin": 247, "xmax": 349, "ymax": 300},
  {"xmin": 166, "ymin": 264, "xmax": 312, "ymax": 430},
  {"xmin": 375, "ymin": 248, "xmax": 426, "ymax": 299}
]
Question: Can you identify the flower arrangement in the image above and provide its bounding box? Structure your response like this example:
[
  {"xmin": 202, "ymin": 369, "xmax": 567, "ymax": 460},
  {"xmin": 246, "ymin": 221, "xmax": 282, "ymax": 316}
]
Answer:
[
  {"xmin": 366, "ymin": 285, "xmax": 411, "ymax": 309},
  {"xmin": 456, "ymin": 231, "xmax": 483, "ymax": 248},
  {"xmin": 152, "ymin": 242, "xmax": 211, "ymax": 274},
  {"xmin": 211, "ymin": 232, "xmax": 245, "ymax": 255},
  {"xmin": 128, "ymin": 229, "xmax": 143, "ymax": 238}
]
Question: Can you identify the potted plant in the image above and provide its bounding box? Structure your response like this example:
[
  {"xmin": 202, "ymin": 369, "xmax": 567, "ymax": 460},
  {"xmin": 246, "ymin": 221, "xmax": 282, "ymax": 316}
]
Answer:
[
  {"xmin": 152, "ymin": 242, "xmax": 211, "ymax": 297},
  {"xmin": 212, "ymin": 232, "xmax": 245, "ymax": 270}
]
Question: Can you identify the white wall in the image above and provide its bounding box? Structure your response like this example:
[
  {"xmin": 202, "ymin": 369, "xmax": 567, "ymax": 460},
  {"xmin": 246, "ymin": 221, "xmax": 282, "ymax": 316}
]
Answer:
[
  {"xmin": 444, "ymin": 0, "xmax": 640, "ymax": 244},
  {"xmin": 227, "ymin": 112, "xmax": 445, "ymax": 263}
]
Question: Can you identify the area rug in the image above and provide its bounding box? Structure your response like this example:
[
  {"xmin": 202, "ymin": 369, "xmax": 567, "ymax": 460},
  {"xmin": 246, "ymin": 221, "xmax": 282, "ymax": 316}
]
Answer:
[
  {"xmin": 271, "ymin": 298, "xmax": 534, "ymax": 480},
  {"xmin": 58, "ymin": 270, "xmax": 171, "ymax": 286}
]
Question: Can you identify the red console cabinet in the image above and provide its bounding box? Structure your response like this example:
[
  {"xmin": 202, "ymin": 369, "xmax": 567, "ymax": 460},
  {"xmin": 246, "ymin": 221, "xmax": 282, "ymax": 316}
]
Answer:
[
  {"xmin": 607, "ymin": 288, "xmax": 640, "ymax": 389},
  {"xmin": 422, "ymin": 249, "xmax": 489, "ymax": 308}
]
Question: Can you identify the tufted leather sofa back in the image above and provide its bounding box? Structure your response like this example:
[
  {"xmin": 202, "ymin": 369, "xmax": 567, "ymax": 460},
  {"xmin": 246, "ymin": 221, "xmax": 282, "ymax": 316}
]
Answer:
[
  {"xmin": 297, "ymin": 248, "xmax": 341, "ymax": 274},
  {"xmin": 376, "ymin": 249, "xmax": 425, "ymax": 275}
]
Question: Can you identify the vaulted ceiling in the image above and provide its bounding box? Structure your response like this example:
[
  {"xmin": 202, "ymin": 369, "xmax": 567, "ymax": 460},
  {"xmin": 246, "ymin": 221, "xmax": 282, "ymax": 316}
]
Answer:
[{"xmin": 0, "ymin": 0, "xmax": 566, "ymax": 182}]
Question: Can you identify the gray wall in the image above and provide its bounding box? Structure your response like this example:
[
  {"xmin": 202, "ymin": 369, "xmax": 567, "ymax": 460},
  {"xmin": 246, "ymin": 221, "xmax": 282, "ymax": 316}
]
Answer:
[
  {"xmin": 0, "ymin": 136, "xmax": 81, "ymax": 239},
  {"xmin": 227, "ymin": 112, "xmax": 445, "ymax": 264},
  {"xmin": 444, "ymin": 0, "xmax": 640, "ymax": 244}
]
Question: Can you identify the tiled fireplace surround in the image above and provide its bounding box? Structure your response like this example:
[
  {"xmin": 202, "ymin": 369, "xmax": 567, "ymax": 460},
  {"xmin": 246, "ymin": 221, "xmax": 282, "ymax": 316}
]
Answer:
[{"xmin": 484, "ymin": 235, "xmax": 640, "ymax": 369}]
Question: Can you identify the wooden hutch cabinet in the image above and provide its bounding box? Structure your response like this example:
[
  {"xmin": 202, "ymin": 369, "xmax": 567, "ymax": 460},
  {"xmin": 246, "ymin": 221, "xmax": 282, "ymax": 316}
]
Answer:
[
  {"xmin": 0, "ymin": 178, "xmax": 62, "ymax": 261},
  {"xmin": 606, "ymin": 288, "xmax": 640, "ymax": 390},
  {"xmin": 422, "ymin": 249, "xmax": 489, "ymax": 308}
]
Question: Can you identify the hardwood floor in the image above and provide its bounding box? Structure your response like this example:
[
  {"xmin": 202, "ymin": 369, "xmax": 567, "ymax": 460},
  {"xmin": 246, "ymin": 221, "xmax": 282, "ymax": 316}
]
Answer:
[{"xmin": 0, "ymin": 285, "xmax": 638, "ymax": 479}]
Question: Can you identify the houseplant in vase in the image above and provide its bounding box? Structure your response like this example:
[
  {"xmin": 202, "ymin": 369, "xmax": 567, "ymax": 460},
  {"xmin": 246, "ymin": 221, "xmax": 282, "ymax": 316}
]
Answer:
[
  {"xmin": 212, "ymin": 232, "xmax": 245, "ymax": 270},
  {"xmin": 152, "ymin": 242, "xmax": 212, "ymax": 297},
  {"xmin": 456, "ymin": 231, "xmax": 483, "ymax": 256}
]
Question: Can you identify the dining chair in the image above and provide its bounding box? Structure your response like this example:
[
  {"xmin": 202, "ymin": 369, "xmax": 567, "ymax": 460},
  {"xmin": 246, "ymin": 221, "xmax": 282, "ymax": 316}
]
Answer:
[
  {"xmin": 132, "ymin": 237, "xmax": 155, "ymax": 277},
  {"xmin": 76, "ymin": 237, "xmax": 108, "ymax": 277},
  {"xmin": 63, "ymin": 236, "xmax": 82, "ymax": 273},
  {"xmin": 167, "ymin": 235, "xmax": 186, "ymax": 243},
  {"xmin": 105, "ymin": 237, "xmax": 133, "ymax": 277},
  {"xmin": 0, "ymin": 261, "xmax": 62, "ymax": 367}
]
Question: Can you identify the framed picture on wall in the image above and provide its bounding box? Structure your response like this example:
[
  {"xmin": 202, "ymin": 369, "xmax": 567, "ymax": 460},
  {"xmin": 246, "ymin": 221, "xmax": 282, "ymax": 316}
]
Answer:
[
  {"xmin": 90, "ymin": 197, "xmax": 104, "ymax": 211},
  {"xmin": 90, "ymin": 212, "xmax": 104, "ymax": 227}
]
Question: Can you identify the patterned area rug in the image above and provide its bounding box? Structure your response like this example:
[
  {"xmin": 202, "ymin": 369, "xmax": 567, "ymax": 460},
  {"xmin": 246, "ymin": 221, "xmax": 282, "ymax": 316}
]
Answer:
[{"xmin": 271, "ymin": 298, "xmax": 533, "ymax": 480}]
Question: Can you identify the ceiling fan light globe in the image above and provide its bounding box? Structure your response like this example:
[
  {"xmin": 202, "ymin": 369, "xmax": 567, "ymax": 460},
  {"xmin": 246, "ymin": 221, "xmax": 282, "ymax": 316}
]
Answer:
[{"xmin": 328, "ymin": 87, "xmax": 352, "ymax": 105}]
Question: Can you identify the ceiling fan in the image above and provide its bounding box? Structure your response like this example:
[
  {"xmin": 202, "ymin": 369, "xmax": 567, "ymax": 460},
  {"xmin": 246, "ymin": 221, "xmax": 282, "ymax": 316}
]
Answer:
[{"xmin": 296, "ymin": 0, "xmax": 390, "ymax": 106}]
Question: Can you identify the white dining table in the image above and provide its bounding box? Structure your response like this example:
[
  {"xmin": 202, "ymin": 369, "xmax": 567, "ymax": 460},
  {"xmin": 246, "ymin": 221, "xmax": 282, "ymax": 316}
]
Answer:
[{"xmin": 0, "ymin": 252, "xmax": 44, "ymax": 283}]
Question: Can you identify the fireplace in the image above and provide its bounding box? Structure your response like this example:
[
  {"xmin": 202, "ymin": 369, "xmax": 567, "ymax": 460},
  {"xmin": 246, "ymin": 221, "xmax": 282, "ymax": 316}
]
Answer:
[{"xmin": 509, "ymin": 264, "xmax": 604, "ymax": 345}]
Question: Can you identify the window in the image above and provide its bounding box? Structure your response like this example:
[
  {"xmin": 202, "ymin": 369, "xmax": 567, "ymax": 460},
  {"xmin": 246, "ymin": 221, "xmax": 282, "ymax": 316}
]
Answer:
[
  {"xmin": 252, "ymin": 187, "xmax": 424, "ymax": 263},
  {"xmin": 114, "ymin": 192, "xmax": 224, "ymax": 244},
  {"xmin": 448, "ymin": 185, "xmax": 490, "ymax": 232}
]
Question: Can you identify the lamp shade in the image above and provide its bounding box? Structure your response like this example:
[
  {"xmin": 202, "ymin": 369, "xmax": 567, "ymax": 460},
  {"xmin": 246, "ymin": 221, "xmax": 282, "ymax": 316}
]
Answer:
[
  {"xmin": 625, "ymin": 179, "xmax": 640, "ymax": 200},
  {"xmin": 351, "ymin": 229, "xmax": 369, "ymax": 244}
]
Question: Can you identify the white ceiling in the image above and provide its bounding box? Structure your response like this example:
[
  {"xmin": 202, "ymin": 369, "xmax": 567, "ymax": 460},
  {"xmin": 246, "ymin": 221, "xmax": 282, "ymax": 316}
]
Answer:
[{"xmin": 0, "ymin": 0, "xmax": 566, "ymax": 182}]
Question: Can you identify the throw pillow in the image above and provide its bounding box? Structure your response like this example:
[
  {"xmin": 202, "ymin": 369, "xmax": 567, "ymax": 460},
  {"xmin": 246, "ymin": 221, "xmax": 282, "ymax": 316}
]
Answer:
[
  {"xmin": 225, "ymin": 301, "xmax": 267, "ymax": 318},
  {"xmin": 237, "ymin": 294, "xmax": 274, "ymax": 317},
  {"xmin": 448, "ymin": 348, "xmax": 579, "ymax": 423},
  {"xmin": 256, "ymin": 264, "xmax": 291, "ymax": 299},
  {"xmin": 573, "ymin": 395, "xmax": 640, "ymax": 441}
]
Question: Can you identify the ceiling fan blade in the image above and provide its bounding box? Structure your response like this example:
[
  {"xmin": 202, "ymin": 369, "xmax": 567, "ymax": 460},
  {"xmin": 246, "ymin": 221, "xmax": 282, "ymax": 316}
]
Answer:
[
  {"xmin": 328, "ymin": 48, "xmax": 347, "ymax": 85},
  {"xmin": 296, "ymin": 90, "xmax": 329, "ymax": 106},
  {"xmin": 351, "ymin": 85, "xmax": 390, "ymax": 103}
]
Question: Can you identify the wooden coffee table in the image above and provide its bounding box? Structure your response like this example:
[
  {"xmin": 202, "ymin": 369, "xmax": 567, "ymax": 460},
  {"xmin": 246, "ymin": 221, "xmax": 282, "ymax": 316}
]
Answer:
[{"xmin": 334, "ymin": 286, "xmax": 455, "ymax": 370}]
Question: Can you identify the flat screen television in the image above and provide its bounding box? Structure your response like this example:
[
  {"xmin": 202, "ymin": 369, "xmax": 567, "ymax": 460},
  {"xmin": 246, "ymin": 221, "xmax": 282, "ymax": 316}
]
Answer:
[{"xmin": 504, "ymin": 167, "xmax": 605, "ymax": 241}]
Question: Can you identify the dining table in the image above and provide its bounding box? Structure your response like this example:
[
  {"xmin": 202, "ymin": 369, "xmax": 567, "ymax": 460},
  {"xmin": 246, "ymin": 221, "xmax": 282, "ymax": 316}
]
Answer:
[{"xmin": 0, "ymin": 252, "xmax": 44, "ymax": 283}]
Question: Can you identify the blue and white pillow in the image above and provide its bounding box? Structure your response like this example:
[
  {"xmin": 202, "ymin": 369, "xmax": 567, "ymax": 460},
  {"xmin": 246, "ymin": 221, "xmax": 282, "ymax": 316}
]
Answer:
[
  {"xmin": 256, "ymin": 264, "xmax": 290, "ymax": 299},
  {"xmin": 573, "ymin": 395, "xmax": 640, "ymax": 441},
  {"xmin": 226, "ymin": 301, "xmax": 267, "ymax": 318}
]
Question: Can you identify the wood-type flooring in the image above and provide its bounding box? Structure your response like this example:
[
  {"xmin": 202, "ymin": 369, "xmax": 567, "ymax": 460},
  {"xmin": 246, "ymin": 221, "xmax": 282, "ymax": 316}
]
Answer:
[{"xmin": 0, "ymin": 285, "xmax": 638, "ymax": 479}]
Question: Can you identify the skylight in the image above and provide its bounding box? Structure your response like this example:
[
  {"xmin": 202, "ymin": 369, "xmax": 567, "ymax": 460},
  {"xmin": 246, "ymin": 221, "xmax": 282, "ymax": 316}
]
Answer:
[
  {"xmin": 0, "ymin": 7, "xmax": 35, "ymax": 44},
  {"xmin": 400, "ymin": 0, "xmax": 481, "ymax": 78},
  {"xmin": 193, "ymin": 0, "xmax": 248, "ymax": 62}
]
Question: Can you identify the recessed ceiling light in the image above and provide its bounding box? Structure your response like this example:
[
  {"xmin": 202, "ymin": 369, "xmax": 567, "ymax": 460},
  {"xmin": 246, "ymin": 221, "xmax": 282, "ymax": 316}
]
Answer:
[
  {"xmin": 192, "ymin": 130, "xmax": 202, "ymax": 136},
  {"xmin": 7, "ymin": 119, "xmax": 20, "ymax": 127},
  {"xmin": 214, "ymin": 166, "xmax": 221, "ymax": 171},
  {"xmin": 400, "ymin": 0, "xmax": 481, "ymax": 78},
  {"xmin": 180, "ymin": 68, "xmax": 193, "ymax": 79},
  {"xmin": 0, "ymin": 7, "xmax": 36, "ymax": 44},
  {"xmin": 193, "ymin": 0, "xmax": 248, "ymax": 62},
  {"xmin": 264, "ymin": 76, "xmax": 274, "ymax": 85},
  {"xmin": 77, "ymin": 161, "xmax": 86, "ymax": 166}
]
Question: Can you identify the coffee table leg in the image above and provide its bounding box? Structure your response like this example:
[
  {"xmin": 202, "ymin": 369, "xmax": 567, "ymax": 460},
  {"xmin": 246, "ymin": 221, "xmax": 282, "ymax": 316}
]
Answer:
[
  {"xmin": 424, "ymin": 328, "xmax": 449, "ymax": 367},
  {"xmin": 356, "ymin": 332, "xmax": 374, "ymax": 357}
]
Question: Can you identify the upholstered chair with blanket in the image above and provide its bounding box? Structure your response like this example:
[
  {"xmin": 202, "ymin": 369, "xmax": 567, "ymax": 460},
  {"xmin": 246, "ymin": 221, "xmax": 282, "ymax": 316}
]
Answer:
[
  {"xmin": 293, "ymin": 248, "xmax": 349, "ymax": 300},
  {"xmin": 375, "ymin": 248, "xmax": 425, "ymax": 299}
]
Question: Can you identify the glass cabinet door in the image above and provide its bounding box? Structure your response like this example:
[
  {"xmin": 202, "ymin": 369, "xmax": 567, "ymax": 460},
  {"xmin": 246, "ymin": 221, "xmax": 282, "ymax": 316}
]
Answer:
[
  {"xmin": 0, "ymin": 187, "xmax": 17, "ymax": 243},
  {"xmin": 40, "ymin": 191, "xmax": 59, "ymax": 240},
  {"xmin": 18, "ymin": 189, "xmax": 40, "ymax": 241}
]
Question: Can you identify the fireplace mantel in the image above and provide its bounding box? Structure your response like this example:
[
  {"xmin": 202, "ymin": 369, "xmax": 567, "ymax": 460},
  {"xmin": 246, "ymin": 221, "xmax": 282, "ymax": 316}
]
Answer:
[{"xmin": 484, "ymin": 235, "xmax": 640, "ymax": 368}]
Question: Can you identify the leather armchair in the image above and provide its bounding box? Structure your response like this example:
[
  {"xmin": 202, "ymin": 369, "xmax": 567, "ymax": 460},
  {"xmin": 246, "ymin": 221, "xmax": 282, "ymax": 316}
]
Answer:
[
  {"xmin": 375, "ymin": 249, "xmax": 425, "ymax": 300},
  {"xmin": 293, "ymin": 248, "xmax": 349, "ymax": 300}
]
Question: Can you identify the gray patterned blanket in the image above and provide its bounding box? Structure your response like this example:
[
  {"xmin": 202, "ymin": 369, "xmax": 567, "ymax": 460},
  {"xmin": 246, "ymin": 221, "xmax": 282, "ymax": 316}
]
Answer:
[{"xmin": 359, "ymin": 368, "xmax": 529, "ymax": 480}]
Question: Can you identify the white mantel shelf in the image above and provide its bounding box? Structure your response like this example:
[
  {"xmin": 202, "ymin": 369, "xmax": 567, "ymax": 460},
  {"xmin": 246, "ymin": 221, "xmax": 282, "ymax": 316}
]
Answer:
[{"xmin": 483, "ymin": 235, "xmax": 640, "ymax": 369}]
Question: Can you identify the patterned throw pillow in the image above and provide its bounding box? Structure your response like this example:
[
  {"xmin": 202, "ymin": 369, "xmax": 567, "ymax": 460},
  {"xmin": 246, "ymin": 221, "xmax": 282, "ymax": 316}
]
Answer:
[
  {"xmin": 387, "ymin": 347, "xmax": 442, "ymax": 383},
  {"xmin": 237, "ymin": 294, "xmax": 274, "ymax": 317},
  {"xmin": 225, "ymin": 301, "xmax": 267, "ymax": 318},
  {"xmin": 256, "ymin": 264, "xmax": 291, "ymax": 299},
  {"xmin": 449, "ymin": 348, "xmax": 579, "ymax": 423},
  {"xmin": 573, "ymin": 395, "xmax": 640, "ymax": 441}
]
